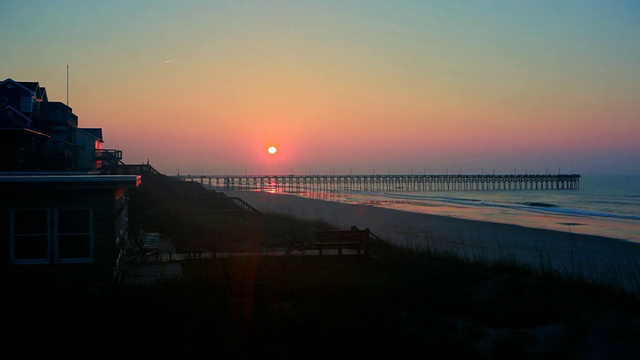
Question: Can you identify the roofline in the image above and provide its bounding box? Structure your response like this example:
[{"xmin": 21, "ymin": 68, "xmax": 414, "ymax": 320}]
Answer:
[
  {"xmin": 0, "ymin": 127, "xmax": 51, "ymax": 138},
  {"xmin": 1, "ymin": 171, "xmax": 101, "ymax": 175},
  {"xmin": 0, "ymin": 175, "xmax": 142, "ymax": 188},
  {"xmin": 77, "ymin": 127, "xmax": 104, "ymax": 142},
  {"xmin": 2, "ymin": 105, "xmax": 32, "ymax": 122},
  {"xmin": 0, "ymin": 78, "xmax": 36, "ymax": 94}
]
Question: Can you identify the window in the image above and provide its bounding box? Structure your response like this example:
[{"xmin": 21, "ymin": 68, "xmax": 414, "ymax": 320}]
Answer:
[
  {"xmin": 20, "ymin": 96, "xmax": 32, "ymax": 113},
  {"xmin": 10, "ymin": 208, "xmax": 94, "ymax": 265},
  {"xmin": 54, "ymin": 208, "xmax": 93, "ymax": 263},
  {"xmin": 10, "ymin": 209, "xmax": 50, "ymax": 264}
]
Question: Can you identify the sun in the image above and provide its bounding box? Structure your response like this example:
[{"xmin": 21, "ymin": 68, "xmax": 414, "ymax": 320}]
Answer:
[{"xmin": 267, "ymin": 146, "xmax": 277, "ymax": 155}]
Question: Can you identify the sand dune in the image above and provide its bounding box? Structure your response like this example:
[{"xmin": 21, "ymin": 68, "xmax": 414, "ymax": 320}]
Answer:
[{"xmin": 229, "ymin": 190, "xmax": 640, "ymax": 294}]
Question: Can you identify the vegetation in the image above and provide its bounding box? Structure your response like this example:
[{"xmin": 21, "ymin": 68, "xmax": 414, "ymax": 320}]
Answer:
[
  {"xmin": 126, "ymin": 172, "xmax": 334, "ymax": 253},
  {"xmin": 2, "ymin": 172, "xmax": 639, "ymax": 359}
]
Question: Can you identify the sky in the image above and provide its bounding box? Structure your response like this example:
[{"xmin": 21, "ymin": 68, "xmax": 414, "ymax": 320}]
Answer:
[{"xmin": 2, "ymin": 0, "xmax": 639, "ymax": 176}]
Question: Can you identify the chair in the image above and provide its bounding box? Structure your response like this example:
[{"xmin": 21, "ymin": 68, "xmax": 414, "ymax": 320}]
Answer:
[
  {"xmin": 283, "ymin": 232, "xmax": 306, "ymax": 255},
  {"xmin": 133, "ymin": 229, "xmax": 161, "ymax": 262}
]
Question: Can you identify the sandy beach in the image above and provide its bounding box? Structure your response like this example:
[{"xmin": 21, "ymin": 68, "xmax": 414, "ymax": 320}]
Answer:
[{"xmin": 229, "ymin": 190, "xmax": 640, "ymax": 294}]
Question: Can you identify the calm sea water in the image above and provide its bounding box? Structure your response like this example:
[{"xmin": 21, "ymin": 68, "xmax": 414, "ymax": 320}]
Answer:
[{"xmin": 281, "ymin": 175, "xmax": 640, "ymax": 243}]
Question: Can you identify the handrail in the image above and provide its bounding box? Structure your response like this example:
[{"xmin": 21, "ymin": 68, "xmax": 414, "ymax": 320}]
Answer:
[{"xmin": 227, "ymin": 197, "xmax": 262, "ymax": 217}]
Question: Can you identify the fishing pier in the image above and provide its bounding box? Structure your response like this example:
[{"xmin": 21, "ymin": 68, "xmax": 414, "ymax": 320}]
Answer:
[{"xmin": 177, "ymin": 174, "xmax": 581, "ymax": 192}]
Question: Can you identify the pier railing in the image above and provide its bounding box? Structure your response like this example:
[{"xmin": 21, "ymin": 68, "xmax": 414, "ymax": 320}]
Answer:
[{"xmin": 175, "ymin": 174, "xmax": 581, "ymax": 192}]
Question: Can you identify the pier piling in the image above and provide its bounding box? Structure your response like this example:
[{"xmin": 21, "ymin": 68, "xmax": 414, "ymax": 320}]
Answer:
[{"xmin": 175, "ymin": 174, "xmax": 581, "ymax": 192}]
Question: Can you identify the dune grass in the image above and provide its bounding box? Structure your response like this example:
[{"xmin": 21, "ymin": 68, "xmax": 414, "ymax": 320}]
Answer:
[
  {"xmin": 121, "ymin": 179, "xmax": 640, "ymax": 358},
  {"xmin": 5, "ymin": 172, "xmax": 637, "ymax": 359},
  {"xmin": 112, "ymin": 242, "xmax": 640, "ymax": 358}
]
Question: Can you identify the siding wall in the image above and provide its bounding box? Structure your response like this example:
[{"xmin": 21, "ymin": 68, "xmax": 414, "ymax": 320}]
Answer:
[{"xmin": 1, "ymin": 186, "xmax": 124, "ymax": 288}]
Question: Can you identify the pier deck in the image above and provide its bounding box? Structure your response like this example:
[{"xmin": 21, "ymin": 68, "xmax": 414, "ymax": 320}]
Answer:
[{"xmin": 175, "ymin": 174, "xmax": 580, "ymax": 192}]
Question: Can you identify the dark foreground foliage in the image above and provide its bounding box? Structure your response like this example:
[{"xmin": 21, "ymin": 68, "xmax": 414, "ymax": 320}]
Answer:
[
  {"xmin": 2, "ymin": 172, "xmax": 639, "ymax": 359},
  {"xmin": 3, "ymin": 253, "xmax": 640, "ymax": 359}
]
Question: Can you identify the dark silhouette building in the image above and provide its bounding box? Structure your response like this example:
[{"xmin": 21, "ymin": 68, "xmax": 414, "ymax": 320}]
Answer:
[
  {"xmin": 0, "ymin": 78, "xmax": 122, "ymax": 172},
  {"xmin": 1, "ymin": 78, "xmax": 140, "ymax": 292}
]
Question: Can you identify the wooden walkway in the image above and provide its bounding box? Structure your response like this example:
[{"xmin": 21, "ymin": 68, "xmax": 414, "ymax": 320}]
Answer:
[{"xmin": 124, "ymin": 246, "xmax": 363, "ymax": 285}]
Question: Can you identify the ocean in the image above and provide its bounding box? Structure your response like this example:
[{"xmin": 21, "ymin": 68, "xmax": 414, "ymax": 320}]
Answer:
[{"xmin": 218, "ymin": 174, "xmax": 640, "ymax": 243}]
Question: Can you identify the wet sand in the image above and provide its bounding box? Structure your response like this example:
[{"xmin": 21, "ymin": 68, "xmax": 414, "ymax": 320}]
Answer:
[{"xmin": 229, "ymin": 190, "xmax": 640, "ymax": 294}]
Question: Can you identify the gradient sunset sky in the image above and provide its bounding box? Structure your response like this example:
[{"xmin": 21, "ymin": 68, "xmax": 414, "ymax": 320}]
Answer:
[{"xmin": 2, "ymin": 0, "xmax": 639, "ymax": 176}]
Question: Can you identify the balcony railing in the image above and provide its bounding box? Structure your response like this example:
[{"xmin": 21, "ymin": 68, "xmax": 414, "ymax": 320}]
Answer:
[{"xmin": 95, "ymin": 149, "xmax": 122, "ymax": 161}]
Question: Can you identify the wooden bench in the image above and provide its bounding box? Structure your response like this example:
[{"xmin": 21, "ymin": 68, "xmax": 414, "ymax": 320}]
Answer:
[{"xmin": 314, "ymin": 226, "xmax": 370, "ymax": 256}]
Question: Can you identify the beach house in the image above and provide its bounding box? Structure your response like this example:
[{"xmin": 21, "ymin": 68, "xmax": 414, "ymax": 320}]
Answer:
[
  {"xmin": 0, "ymin": 78, "xmax": 141, "ymax": 291},
  {"xmin": 0, "ymin": 78, "xmax": 123, "ymax": 173},
  {"xmin": 0, "ymin": 174, "xmax": 141, "ymax": 289}
]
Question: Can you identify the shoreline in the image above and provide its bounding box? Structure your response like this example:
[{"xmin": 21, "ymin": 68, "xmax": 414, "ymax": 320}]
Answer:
[{"xmin": 229, "ymin": 190, "xmax": 640, "ymax": 294}]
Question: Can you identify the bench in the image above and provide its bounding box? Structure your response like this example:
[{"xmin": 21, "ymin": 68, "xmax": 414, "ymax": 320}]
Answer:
[{"xmin": 314, "ymin": 226, "xmax": 370, "ymax": 256}]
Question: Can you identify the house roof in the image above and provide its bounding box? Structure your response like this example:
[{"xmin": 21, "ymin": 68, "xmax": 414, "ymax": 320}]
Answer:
[
  {"xmin": 0, "ymin": 78, "xmax": 37, "ymax": 94},
  {"xmin": 16, "ymin": 81, "xmax": 39, "ymax": 92},
  {"xmin": 0, "ymin": 174, "xmax": 141, "ymax": 189},
  {"xmin": 41, "ymin": 101, "xmax": 73, "ymax": 112},
  {"xmin": 0, "ymin": 106, "xmax": 49, "ymax": 137},
  {"xmin": 1, "ymin": 106, "xmax": 31, "ymax": 127},
  {"xmin": 36, "ymin": 87, "xmax": 48, "ymax": 102},
  {"xmin": 80, "ymin": 128, "xmax": 104, "ymax": 142}
]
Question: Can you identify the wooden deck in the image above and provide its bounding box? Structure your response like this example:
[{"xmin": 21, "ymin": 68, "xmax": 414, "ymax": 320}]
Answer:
[{"xmin": 123, "ymin": 246, "xmax": 363, "ymax": 285}]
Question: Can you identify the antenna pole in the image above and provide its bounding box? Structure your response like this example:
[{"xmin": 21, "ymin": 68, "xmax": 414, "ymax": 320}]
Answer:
[{"xmin": 66, "ymin": 65, "xmax": 69, "ymax": 106}]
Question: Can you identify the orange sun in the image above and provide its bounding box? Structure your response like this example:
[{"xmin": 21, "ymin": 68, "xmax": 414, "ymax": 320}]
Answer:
[{"xmin": 267, "ymin": 146, "xmax": 277, "ymax": 155}]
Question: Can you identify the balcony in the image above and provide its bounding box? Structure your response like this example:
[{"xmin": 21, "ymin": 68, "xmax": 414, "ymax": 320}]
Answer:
[
  {"xmin": 95, "ymin": 149, "xmax": 122, "ymax": 161},
  {"xmin": 42, "ymin": 141, "xmax": 79, "ymax": 170},
  {"xmin": 96, "ymin": 149, "xmax": 122, "ymax": 168}
]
